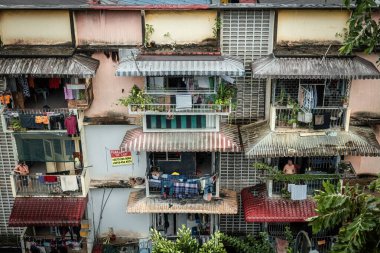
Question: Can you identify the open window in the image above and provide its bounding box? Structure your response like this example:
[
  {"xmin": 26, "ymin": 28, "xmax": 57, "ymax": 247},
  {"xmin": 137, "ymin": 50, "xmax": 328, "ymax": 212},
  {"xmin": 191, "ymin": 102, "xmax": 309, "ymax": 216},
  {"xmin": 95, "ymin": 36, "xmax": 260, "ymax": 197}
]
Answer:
[{"xmin": 146, "ymin": 76, "xmax": 216, "ymax": 94}]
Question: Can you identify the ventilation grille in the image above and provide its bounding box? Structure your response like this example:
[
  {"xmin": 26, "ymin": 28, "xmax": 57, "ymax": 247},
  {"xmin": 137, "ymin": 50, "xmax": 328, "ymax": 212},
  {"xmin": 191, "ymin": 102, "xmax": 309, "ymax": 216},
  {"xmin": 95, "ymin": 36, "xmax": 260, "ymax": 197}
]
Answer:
[
  {"xmin": 221, "ymin": 10, "xmax": 274, "ymax": 123},
  {"xmin": 219, "ymin": 152, "xmax": 263, "ymax": 235},
  {"xmin": 0, "ymin": 118, "xmax": 22, "ymax": 236}
]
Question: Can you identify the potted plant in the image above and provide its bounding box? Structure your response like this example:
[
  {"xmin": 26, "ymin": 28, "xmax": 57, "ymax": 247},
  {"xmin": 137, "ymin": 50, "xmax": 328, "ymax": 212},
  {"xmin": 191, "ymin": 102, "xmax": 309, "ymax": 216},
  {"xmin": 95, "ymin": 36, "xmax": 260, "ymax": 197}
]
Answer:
[
  {"xmin": 275, "ymin": 87, "xmax": 287, "ymax": 106},
  {"xmin": 119, "ymin": 85, "xmax": 153, "ymax": 112},
  {"xmin": 10, "ymin": 118, "xmax": 25, "ymax": 132},
  {"xmin": 215, "ymin": 82, "xmax": 236, "ymax": 112},
  {"xmin": 287, "ymin": 99, "xmax": 300, "ymax": 128}
]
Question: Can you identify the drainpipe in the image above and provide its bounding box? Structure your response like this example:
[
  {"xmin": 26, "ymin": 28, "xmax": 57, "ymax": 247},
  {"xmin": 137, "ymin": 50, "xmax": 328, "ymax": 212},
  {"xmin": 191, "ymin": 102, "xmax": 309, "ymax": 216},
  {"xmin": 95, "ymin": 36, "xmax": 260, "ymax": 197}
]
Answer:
[{"xmin": 69, "ymin": 10, "xmax": 76, "ymax": 48}]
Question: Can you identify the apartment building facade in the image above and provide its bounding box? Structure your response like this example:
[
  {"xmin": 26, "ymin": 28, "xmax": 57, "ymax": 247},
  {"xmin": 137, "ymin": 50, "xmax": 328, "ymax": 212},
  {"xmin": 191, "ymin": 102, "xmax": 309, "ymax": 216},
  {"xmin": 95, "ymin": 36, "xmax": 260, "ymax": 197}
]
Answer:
[{"xmin": 0, "ymin": 1, "xmax": 379, "ymax": 253}]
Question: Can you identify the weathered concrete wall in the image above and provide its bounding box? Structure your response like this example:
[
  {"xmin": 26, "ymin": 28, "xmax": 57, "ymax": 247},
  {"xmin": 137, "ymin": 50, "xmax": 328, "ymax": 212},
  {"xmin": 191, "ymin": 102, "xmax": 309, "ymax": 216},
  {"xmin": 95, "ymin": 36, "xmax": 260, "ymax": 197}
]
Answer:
[
  {"xmin": 345, "ymin": 53, "xmax": 380, "ymax": 175},
  {"xmin": 75, "ymin": 10, "xmax": 142, "ymax": 46},
  {"xmin": 276, "ymin": 10, "xmax": 349, "ymax": 44},
  {"xmin": 84, "ymin": 125, "xmax": 146, "ymax": 180},
  {"xmin": 145, "ymin": 10, "xmax": 217, "ymax": 45},
  {"xmin": 84, "ymin": 52, "xmax": 144, "ymax": 118},
  {"xmin": 0, "ymin": 10, "xmax": 71, "ymax": 45}
]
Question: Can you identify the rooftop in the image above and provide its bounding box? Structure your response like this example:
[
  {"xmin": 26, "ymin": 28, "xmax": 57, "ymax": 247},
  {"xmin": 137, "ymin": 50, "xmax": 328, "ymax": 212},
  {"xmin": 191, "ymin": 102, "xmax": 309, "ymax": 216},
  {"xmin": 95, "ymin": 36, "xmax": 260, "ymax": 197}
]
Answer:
[{"xmin": 241, "ymin": 184, "xmax": 317, "ymax": 223}]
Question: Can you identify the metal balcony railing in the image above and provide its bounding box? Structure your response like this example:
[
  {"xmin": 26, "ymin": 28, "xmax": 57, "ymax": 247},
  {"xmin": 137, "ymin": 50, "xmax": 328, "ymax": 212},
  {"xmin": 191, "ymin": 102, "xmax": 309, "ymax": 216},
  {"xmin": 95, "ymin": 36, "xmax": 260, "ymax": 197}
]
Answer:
[
  {"xmin": 146, "ymin": 173, "xmax": 219, "ymax": 198},
  {"xmin": 128, "ymin": 103, "xmax": 231, "ymax": 115},
  {"xmin": 273, "ymin": 106, "xmax": 347, "ymax": 130},
  {"xmin": 10, "ymin": 168, "xmax": 90, "ymax": 197},
  {"xmin": 2, "ymin": 108, "xmax": 76, "ymax": 131}
]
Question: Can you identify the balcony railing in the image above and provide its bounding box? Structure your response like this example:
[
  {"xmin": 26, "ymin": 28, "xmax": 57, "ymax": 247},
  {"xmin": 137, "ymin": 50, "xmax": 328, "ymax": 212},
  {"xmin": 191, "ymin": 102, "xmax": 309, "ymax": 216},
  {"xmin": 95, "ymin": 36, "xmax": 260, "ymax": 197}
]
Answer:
[
  {"xmin": 146, "ymin": 173, "xmax": 219, "ymax": 198},
  {"xmin": 128, "ymin": 103, "xmax": 231, "ymax": 115},
  {"xmin": 10, "ymin": 168, "xmax": 90, "ymax": 197},
  {"xmin": 2, "ymin": 108, "xmax": 76, "ymax": 132},
  {"xmin": 269, "ymin": 174, "xmax": 341, "ymax": 197},
  {"xmin": 272, "ymin": 106, "xmax": 348, "ymax": 131}
]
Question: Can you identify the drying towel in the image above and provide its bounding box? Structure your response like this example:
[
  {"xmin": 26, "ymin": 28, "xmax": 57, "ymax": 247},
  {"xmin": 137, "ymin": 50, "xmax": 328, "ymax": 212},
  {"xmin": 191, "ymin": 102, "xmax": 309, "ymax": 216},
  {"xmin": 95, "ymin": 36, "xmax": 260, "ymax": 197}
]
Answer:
[
  {"xmin": 176, "ymin": 94, "xmax": 192, "ymax": 110},
  {"xmin": 290, "ymin": 184, "xmax": 307, "ymax": 201},
  {"xmin": 60, "ymin": 176, "xmax": 79, "ymax": 192},
  {"xmin": 44, "ymin": 175, "xmax": 58, "ymax": 183}
]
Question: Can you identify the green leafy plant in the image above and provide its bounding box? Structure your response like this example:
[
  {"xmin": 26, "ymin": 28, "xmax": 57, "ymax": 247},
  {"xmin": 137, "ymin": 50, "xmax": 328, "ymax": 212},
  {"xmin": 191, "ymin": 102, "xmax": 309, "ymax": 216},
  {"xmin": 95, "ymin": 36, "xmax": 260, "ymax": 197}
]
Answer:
[
  {"xmin": 286, "ymin": 99, "xmax": 300, "ymax": 127},
  {"xmin": 213, "ymin": 16, "xmax": 222, "ymax": 39},
  {"xmin": 284, "ymin": 226, "xmax": 294, "ymax": 253},
  {"xmin": 214, "ymin": 82, "xmax": 236, "ymax": 110},
  {"xmin": 10, "ymin": 118, "xmax": 25, "ymax": 132},
  {"xmin": 151, "ymin": 225, "xmax": 227, "ymax": 253},
  {"xmin": 276, "ymin": 87, "xmax": 287, "ymax": 106},
  {"xmin": 119, "ymin": 85, "xmax": 153, "ymax": 111},
  {"xmin": 308, "ymin": 177, "xmax": 380, "ymax": 253},
  {"xmin": 221, "ymin": 232, "xmax": 274, "ymax": 253},
  {"xmin": 163, "ymin": 32, "xmax": 177, "ymax": 51},
  {"xmin": 340, "ymin": 0, "xmax": 380, "ymax": 62},
  {"xmin": 144, "ymin": 23, "xmax": 155, "ymax": 47}
]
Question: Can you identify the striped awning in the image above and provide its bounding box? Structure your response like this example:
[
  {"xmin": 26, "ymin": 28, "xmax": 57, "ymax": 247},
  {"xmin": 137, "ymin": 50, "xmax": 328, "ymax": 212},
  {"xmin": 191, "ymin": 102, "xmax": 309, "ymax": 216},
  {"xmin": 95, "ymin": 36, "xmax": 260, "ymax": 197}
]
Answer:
[
  {"xmin": 120, "ymin": 124, "xmax": 241, "ymax": 152},
  {"xmin": 0, "ymin": 54, "xmax": 99, "ymax": 77},
  {"xmin": 116, "ymin": 50, "xmax": 245, "ymax": 77},
  {"xmin": 9, "ymin": 197, "xmax": 87, "ymax": 227},
  {"xmin": 251, "ymin": 54, "xmax": 380, "ymax": 80},
  {"xmin": 127, "ymin": 189, "xmax": 238, "ymax": 214},
  {"xmin": 241, "ymin": 123, "xmax": 380, "ymax": 158}
]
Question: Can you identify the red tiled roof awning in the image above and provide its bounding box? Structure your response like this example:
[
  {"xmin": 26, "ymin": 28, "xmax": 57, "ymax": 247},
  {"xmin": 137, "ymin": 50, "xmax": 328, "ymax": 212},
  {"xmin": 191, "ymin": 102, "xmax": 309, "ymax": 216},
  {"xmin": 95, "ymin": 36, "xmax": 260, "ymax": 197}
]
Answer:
[
  {"xmin": 120, "ymin": 124, "xmax": 241, "ymax": 152},
  {"xmin": 9, "ymin": 197, "xmax": 87, "ymax": 227},
  {"xmin": 241, "ymin": 185, "xmax": 317, "ymax": 223}
]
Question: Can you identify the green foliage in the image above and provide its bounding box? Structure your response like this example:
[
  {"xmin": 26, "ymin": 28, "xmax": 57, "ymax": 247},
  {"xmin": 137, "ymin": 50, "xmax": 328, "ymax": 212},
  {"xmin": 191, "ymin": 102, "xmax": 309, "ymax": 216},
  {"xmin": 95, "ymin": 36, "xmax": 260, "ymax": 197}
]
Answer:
[
  {"xmin": 199, "ymin": 231, "xmax": 226, "ymax": 253},
  {"xmin": 145, "ymin": 23, "xmax": 155, "ymax": 47},
  {"xmin": 151, "ymin": 226, "xmax": 226, "ymax": 253},
  {"xmin": 284, "ymin": 226, "xmax": 294, "ymax": 253},
  {"xmin": 275, "ymin": 87, "xmax": 287, "ymax": 106},
  {"xmin": 308, "ymin": 177, "xmax": 380, "ymax": 253},
  {"xmin": 340, "ymin": 0, "xmax": 380, "ymax": 61},
  {"xmin": 212, "ymin": 17, "xmax": 222, "ymax": 39},
  {"xmin": 270, "ymin": 173, "xmax": 340, "ymax": 183},
  {"xmin": 119, "ymin": 85, "xmax": 153, "ymax": 111},
  {"xmin": 221, "ymin": 232, "xmax": 275, "ymax": 253},
  {"xmin": 10, "ymin": 118, "xmax": 25, "ymax": 132},
  {"xmin": 215, "ymin": 82, "xmax": 236, "ymax": 106},
  {"xmin": 286, "ymin": 99, "xmax": 300, "ymax": 126}
]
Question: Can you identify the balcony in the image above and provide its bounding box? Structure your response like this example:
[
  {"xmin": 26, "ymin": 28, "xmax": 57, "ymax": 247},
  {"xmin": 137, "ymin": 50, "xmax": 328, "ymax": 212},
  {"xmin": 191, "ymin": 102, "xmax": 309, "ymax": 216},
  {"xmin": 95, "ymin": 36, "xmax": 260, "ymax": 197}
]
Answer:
[
  {"xmin": 128, "ymin": 103, "xmax": 231, "ymax": 115},
  {"xmin": 270, "ymin": 106, "xmax": 349, "ymax": 132},
  {"xmin": 10, "ymin": 168, "xmax": 90, "ymax": 197},
  {"xmin": 1, "ymin": 108, "xmax": 76, "ymax": 132},
  {"xmin": 146, "ymin": 173, "xmax": 220, "ymax": 198},
  {"xmin": 266, "ymin": 163, "xmax": 356, "ymax": 199}
]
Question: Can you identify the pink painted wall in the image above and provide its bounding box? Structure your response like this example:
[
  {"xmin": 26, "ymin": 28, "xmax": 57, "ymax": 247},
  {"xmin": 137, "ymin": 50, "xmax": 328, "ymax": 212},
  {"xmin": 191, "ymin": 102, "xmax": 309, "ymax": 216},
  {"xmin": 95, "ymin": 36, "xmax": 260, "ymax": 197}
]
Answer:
[
  {"xmin": 345, "ymin": 52, "xmax": 380, "ymax": 175},
  {"xmin": 75, "ymin": 10, "xmax": 142, "ymax": 45},
  {"xmin": 84, "ymin": 52, "xmax": 144, "ymax": 118}
]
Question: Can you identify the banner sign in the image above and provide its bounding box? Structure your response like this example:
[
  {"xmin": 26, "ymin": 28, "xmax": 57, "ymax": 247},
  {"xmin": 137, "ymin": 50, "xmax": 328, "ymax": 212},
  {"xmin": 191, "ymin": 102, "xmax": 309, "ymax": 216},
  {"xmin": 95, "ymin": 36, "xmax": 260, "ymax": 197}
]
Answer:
[{"xmin": 110, "ymin": 150, "xmax": 133, "ymax": 166}]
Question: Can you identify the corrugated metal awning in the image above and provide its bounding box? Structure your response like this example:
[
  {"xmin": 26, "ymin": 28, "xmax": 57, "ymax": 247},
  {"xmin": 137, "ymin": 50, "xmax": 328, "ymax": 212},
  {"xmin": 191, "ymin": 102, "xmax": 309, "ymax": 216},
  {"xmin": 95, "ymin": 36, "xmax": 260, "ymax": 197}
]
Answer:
[
  {"xmin": 120, "ymin": 124, "xmax": 241, "ymax": 152},
  {"xmin": 251, "ymin": 54, "xmax": 380, "ymax": 79},
  {"xmin": 0, "ymin": 54, "xmax": 99, "ymax": 77},
  {"xmin": 241, "ymin": 123, "xmax": 380, "ymax": 158},
  {"xmin": 242, "ymin": 185, "xmax": 316, "ymax": 223},
  {"xmin": 127, "ymin": 189, "xmax": 238, "ymax": 214},
  {"xmin": 116, "ymin": 50, "xmax": 245, "ymax": 76},
  {"xmin": 9, "ymin": 197, "xmax": 87, "ymax": 227}
]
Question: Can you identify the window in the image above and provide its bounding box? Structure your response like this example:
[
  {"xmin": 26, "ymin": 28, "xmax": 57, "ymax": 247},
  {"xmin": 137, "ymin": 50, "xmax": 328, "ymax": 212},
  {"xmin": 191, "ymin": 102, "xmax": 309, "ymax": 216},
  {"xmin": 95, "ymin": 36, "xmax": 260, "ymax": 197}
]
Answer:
[
  {"xmin": 147, "ymin": 76, "xmax": 215, "ymax": 93},
  {"xmin": 153, "ymin": 152, "xmax": 181, "ymax": 162}
]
